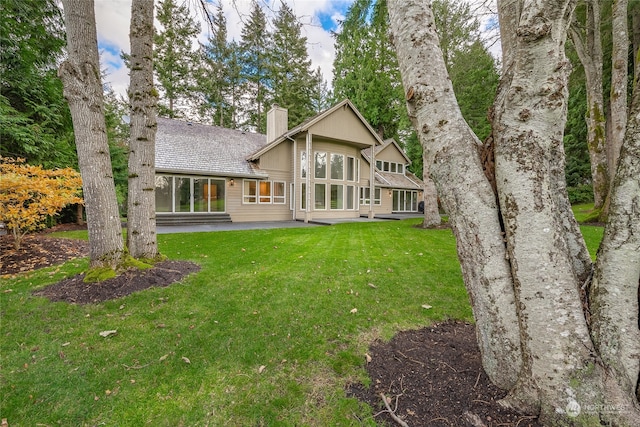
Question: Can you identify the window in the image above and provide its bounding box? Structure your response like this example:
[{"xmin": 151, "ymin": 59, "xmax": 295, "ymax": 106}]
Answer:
[
  {"xmin": 315, "ymin": 183, "xmax": 326, "ymax": 209},
  {"xmin": 347, "ymin": 157, "xmax": 357, "ymax": 181},
  {"xmin": 361, "ymin": 188, "xmax": 381, "ymax": 205},
  {"xmin": 301, "ymin": 183, "xmax": 307, "ymax": 210},
  {"xmin": 398, "ymin": 164, "xmax": 404, "ymax": 174},
  {"xmin": 346, "ymin": 185, "xmax": 355, "ymax": 210},
  {"xmin": 331, "ymin": 184, "xmax": 343, "ymax": 209},
  {"xmin": 155, "ymin": 175, "xmax": 225, "ymax": 213},
  {"xmin": 330, "ymin": 154, "xmax": 344, "ymax": 180},
  {"xmin": 244, "ymin": 179, "xmax": 257, "ymax": 203},
  {"xmin": 383, "ymin": 161, "xmax": 390, "ymax": 172},
  {"xmin": 390, "ymin": 163, "xmax": 397, "ymax": 173},
  {"xmin": 194, "ymin": 178, "xmax": 209, "ymax": 212},
  {"xmin": 376, "ymin": 160, "xmax": 382, "ymax": 170},
  {"xmin": 273, "ymin": 181, "xmax": 285, "ymax": 204},
  {"xmin": 259, "ymin": 181, "xmax": 272, "ymax": 203},
  {"xmin": 393, "ymin": 190, "xmax": 420, "ymax": 212},
  {"xmin": 301, "ymin": 151, "xmax": 307, "ymax": 178},
  {"xmin": 155, "ymin": 176, "xmax": 172, "ymax": 212},
  {"xmin": 175, "ymin": 177, "xmax": 191, "ymax": 212},
  {"xmin": 315, "ymin": 152, "xmax": 327, "ymax": 179}
]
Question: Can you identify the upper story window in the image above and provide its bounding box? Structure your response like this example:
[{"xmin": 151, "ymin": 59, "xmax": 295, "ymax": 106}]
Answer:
[
  {"xmin": 315, "ymin": 152, "xmax": 327, "ymax": 179},
  {"xmin": 375, "ymin": 159, "xmax": 406, "ymax": 174},
  {"xmin": 330, "ymin": 153, "xmax": 344, "ymax": 180}
]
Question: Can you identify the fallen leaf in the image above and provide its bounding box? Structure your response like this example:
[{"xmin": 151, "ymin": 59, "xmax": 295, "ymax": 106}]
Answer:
[
  {"xmin": 159, "ymin": 354, "xmax": 169, "ymax": 362},
  {"xmin": 105, "ymin": 389, "xmax": 112, "ymax": 395},
  {"xmin": 367, "ymin": 283, "xmax": 377, "ymax": 288},
  {"xmin": 350, "ymin": 308, "xmax": 358, "ymax": 314},
  {"xmin": 365, "ymin": 353, "xmax": 372, "ymax": 363},
  {"xmin": 62, "ymin": 342, "xmax": 70, "ymax": 347},
  {"xmin": 182, "ymin": 356, "xmax": 191, "ymax": 364},
  {"xmin": 99, "ymin": 330, "xmax": 117, "ymax": 338},
  {"xmin": 421, "ymin": 304, "xmax": 433, "ymax": 310},
  {"xmin": 258, "ymin": 365, "xmax": 266, "ymax": 374}
]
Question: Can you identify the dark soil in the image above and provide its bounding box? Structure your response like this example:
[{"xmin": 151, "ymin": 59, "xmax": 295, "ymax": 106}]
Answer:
[
  {"xmin": 349, "ymin": 322, "xmax": 541, "ymax": 426},
  {"xmin": 1, "ymin": 226, "xmax": 540, "ymax": 426}
]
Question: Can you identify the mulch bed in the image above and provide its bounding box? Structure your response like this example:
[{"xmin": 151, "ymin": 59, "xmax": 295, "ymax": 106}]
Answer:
[
  {"xmin": 349, "ymin": 322, "xmax": 541, "ymax": 426},
  {"xmin": 1, "ymin": 227, "xmax": 540, "ymax": 426}
]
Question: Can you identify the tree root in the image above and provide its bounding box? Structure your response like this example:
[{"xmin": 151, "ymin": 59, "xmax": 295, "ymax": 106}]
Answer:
[{"xmin": 378, "ymin": 392, "xmax": 409, "ymax": 427}]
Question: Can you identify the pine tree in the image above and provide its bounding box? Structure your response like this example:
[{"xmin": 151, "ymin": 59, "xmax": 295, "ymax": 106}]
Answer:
[
  {"xmin": 332, "ymin": 0, "xmax": 407, "ymax": 140},
  {"xmin": 239, "ymin": 3, "xmax": 271, "ymax": 133},
  {"xmin": 269, "ymin": 3, "xmax": 316, "ymax": 128},
  {"xmin": 199, "ymin": 6, "xmax": 244, "ymax": 128},
  {"xmin": 154, "ymin": 0, "xmax": 200, "ymax": 118}
]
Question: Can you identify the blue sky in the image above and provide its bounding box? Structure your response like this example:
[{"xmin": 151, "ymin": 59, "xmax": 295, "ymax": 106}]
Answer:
[{"xmin": 95, "ymin": 0, "xmax": 355, "ymax": 98}]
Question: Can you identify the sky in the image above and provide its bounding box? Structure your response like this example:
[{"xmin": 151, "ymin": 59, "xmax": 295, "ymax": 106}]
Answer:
[{"xmin": 95, "ymin": 0, "xmax": 355, "ymax": 99}]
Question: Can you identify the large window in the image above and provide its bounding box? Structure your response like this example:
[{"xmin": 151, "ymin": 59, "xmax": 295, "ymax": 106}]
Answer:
[
  {"xmin": 393, "ymin": 190, "xmax": 419, "ymax": 212},
  {"xmin": 330, "ymin": 184, "xmax": 343, "ymax": 209},
  {"xmin": 315, "ymin": 152, "xmax": 327, "ymax": 178},
  {"xmin": 155, "ymin": 176, "xmax": 172, "ymax": 212},
  {"xmin": 301, "ymin": 151, "xmax": 307, "ymax": 178},
  {"xmin": 346, "ymin": 185, "xmax": 355, "ymax": 210},
  {"xmin": 347, "ymin": 157, "xmax": 357, "ymax": 181},
  {"xmin": 315, "ymin": 183, "xmax": 326, "ymax": 209},
  {"xmin": 155, "ymin": 175, "xmax": 225, "ymax": 213},
  {"xmin": 330, "ymin": 154, "xmax": 344, "ymax": 180}
]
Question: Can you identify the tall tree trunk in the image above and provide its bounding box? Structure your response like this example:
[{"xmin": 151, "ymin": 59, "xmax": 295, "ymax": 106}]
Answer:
[
  {"xmin": 569, "ymin": 0, "xmax": 609, "ymax": 212},
  {"xmin": 388, "ymin": 0, "xmax": 523, "ymax": 391},
  {"xmin": 421, "ymin": 173, "xmax": 441, "ymax": 228},
  {"xmin": 127, "ymin": 0, "xmax": 159, "ymax": 259},
  {"xmin": 605, "ymin": 0, "xmax": 629, "ymax": 216},
  {"xmin": 590, "ymin": 50, "xmax": 640, "ymax": 418},
  {"xmin": 390, "ymin": 0, "xmax": 640, "ymax": 423},
  {"xmin": 58, "ymin": 0, "xmax": 124, "ymax": 269}
]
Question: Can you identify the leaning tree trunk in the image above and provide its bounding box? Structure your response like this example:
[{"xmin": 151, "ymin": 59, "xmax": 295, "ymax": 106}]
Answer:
[
  {"xmin": 589, "ymin": 51, "xmax": 640, "ymax": 420},
  {"xmin": 58, "ymin": 0, "xmax": 124, "ymax": 269},
  {"xmin": 387, "ymin": 0, "xmax": 523, "ymax": 391},
  {"xmin": 127, "ymin": 0, "xmax": 159, "ymax": 260},
  {"xmin": 569, "ymin": 0, "xmax": 609, "ymax": 212}
]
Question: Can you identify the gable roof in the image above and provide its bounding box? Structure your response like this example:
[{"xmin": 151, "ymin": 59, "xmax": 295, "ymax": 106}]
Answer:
[
  {"xmin": 361, "ymin": 138, "xmax": 412, "ymax": 165},
  {"xmin": 155, "ymin": 117, "xmax": 269, "ymax": 178},
  {"xmin": 247, "ymin": 99, "xmax": 384, "ymax": 161}
]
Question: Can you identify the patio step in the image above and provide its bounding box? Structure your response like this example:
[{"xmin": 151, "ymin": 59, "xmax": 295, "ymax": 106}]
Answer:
[{"xmin": 156, "ymin": 213, "xmax": 232, "ymax": 226}]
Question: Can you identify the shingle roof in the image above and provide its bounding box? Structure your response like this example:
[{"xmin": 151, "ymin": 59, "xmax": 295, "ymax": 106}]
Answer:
[
  {"xmin": 375, "ymin": 170, "xmax": 423, "ymax": 190},
  {"xmin": 155, "ymin": 117, "xmax": 269, "ymax": 178}
]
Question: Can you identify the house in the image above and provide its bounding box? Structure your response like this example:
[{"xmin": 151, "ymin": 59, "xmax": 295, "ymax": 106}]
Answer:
[{"xmin": 154, "ymin": 99, "xmax": 424, "ymax": 225}]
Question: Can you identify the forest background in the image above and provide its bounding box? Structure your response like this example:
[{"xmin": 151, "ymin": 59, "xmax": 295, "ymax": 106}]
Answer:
[{"xmin": 1, "ymin": 0, "xmax": 636, "ymax": 217}]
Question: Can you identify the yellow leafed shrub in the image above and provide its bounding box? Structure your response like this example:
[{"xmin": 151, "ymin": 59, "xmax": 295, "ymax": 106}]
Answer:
[{"xmin": 0, "ymin": 157, "xmax": 83, "ymax": 249}]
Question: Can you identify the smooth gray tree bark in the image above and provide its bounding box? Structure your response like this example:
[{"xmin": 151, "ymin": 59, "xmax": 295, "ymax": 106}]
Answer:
[
  {"xmin": 58, "ymin": 0, "xmax": 125, "ymax": 269},
  {"xmin": 388, "ymin": 0, "xmax": 522, "ymax": 391},
  {"xmin": 127, "ymin": 0, "xmax": 159, "ymax": 259},
  {"xmin": 389, "ymin": 0, "xmax": 640, "ymax": 424}
]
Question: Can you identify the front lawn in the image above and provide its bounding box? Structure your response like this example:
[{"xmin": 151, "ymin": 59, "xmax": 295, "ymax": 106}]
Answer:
[{"xmin": 0, "ymin": 219, "xmax": 603, "ymax": 425}]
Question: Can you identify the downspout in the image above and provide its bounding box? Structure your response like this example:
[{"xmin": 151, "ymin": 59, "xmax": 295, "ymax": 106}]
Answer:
[
  {"xmin": 369, "ymin": 146, "xmax": 375, "ymax": 219},
  {"xmin": 305, "ymin": 132, "xmax": 312, "ymax": 222},
  {"xmin": 291, "ymin": 136, "xmax": 297, "ymax": 221}
]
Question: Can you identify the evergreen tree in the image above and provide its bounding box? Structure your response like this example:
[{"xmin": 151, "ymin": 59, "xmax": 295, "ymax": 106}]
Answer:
[
  {"xmin": 269, "ymin": 3, "xmax": 317, "ymax": 128},
  {"xmin": 332, "ymin": 0, "xmax": 407, "ymax": 140},
  {"xmin": 154, "ymin": 0, "xmax": 200, "ymax": 118},
  {"xmin": 448, "ymin": 40, "xmax": 499, "ymax": 142},
  {"xmin": 239, "ymin": 3, "xmax": 271, "ymax": 133},
  {"xmin": 199, "ymin": 7, "xmax": 245, "ymax": 128},
  {"xmin": 0, "ymin": 0, "xmax": 76, "ymax": 168},
  {"xmin": 431, "ymin": 0, "xmax": 480, "ymax": 69}
]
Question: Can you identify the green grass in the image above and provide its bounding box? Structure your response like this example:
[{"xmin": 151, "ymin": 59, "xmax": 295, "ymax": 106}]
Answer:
[{"xmin": 0, "ymin": 218, "xmax": 603, "ymax": 426}]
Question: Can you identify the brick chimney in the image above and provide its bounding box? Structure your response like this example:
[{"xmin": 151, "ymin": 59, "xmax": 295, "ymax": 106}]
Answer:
[{"xmin": 266, "ymin": 104, "xmax": 288, "ymax": 143}]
